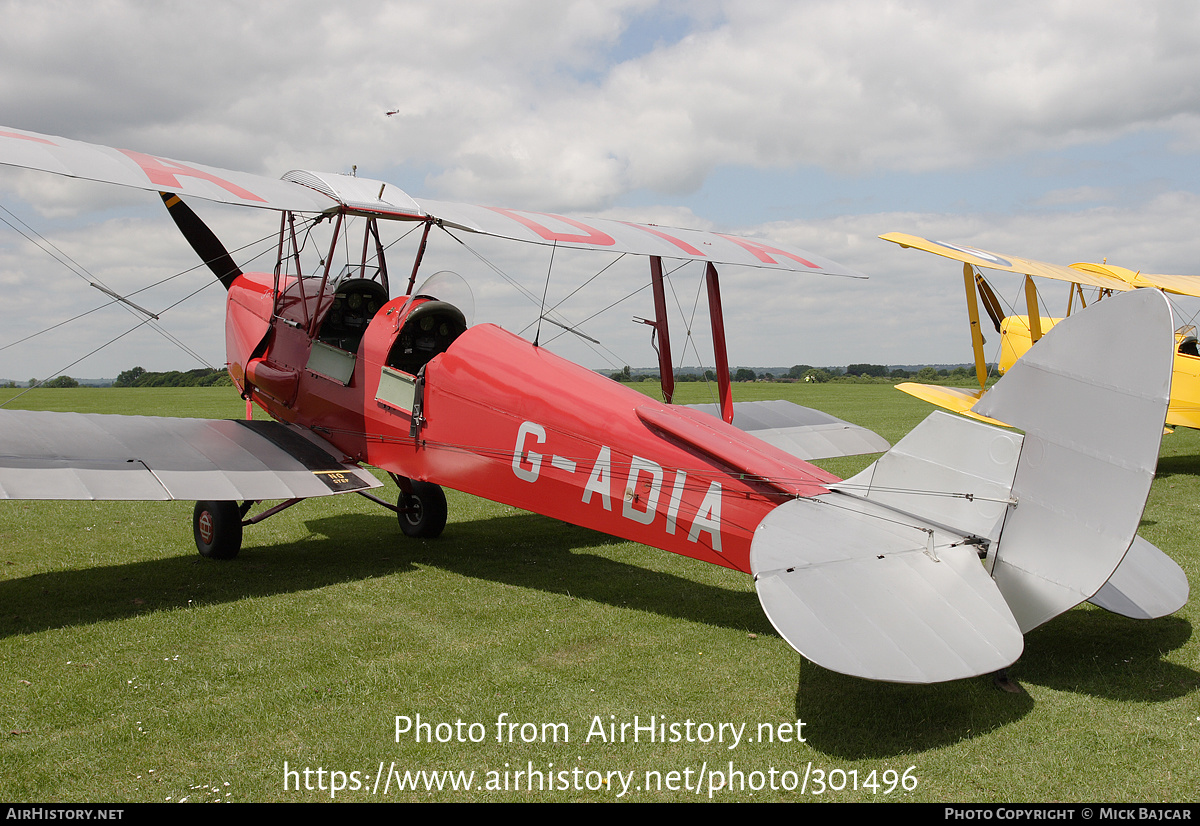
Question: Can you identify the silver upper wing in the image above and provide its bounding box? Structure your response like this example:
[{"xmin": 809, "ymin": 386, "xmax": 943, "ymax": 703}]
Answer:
[
  {"xmin": 0, "ymin": 125, "xmax": 865, "ymax": 277},
  {"xmin": 0, "ymin": 125, "xmax": 334, "ymax": 212}
]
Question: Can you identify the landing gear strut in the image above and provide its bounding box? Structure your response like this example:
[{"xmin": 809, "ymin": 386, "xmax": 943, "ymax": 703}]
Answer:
[{"xmin": 192, "ymin": 478, "xmax": 447, "ymax": 558}]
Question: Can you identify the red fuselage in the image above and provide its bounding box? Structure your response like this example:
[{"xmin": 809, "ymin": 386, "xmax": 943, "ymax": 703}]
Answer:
[{"xmin": 224, "ymin": 271, "xmax": 838, "ymax": 572}]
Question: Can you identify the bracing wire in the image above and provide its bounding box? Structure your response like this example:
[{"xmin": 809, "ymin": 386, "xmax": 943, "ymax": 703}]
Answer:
[
  {"xmin": 440, "ymin": 226, "xmax": 642, "ymax": 369},
  {"xmin": 533, "ymin": 241, "xmax": 557, "ymax": 346},
  {"xmin": 0, "ymin": 203, "xmax": 211, "ymax": 365},
  {"xmin": 1, "ymin": 268, "xmax": 225, "ymax": 408},
  {"xmin": 0, "ymin": 201, "xmax": 296, "ymax": 366},
  {"xmin": 517, "ymin": 252, "xmax": 628, "ymax": 337}
]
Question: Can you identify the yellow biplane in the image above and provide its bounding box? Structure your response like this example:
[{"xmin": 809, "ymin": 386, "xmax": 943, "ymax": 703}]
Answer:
[{"xmin": 880, "ymin": 232, "xmax": 1200, "ymax": 430}]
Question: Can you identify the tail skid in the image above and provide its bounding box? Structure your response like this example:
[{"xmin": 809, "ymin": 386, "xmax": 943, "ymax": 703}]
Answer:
[{"xmin": 751, "ymin": 289, "xmax": 1184, "ymax": 683}]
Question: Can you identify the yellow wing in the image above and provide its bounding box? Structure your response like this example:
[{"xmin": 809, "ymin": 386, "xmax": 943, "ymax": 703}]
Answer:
[
  {"xmin": 894, "ymin": 383, "xmax": 1009, "ymax": 427},
  {"xmin": 1070, "ymin": 262, "xmax": 1200, "ymax": 299},
  {"xmin": 881, "ymin": 232, "xmax": 1200, "ymax": 297},
  {"xmin": 880, "ymin": 232, "xmax": 1133, "ymax": 290}
]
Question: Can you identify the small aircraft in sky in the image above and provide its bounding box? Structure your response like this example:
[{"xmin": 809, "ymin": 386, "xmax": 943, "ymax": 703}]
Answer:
[
  {"xmin": 880, "ymin": 231, "xmax": 1200, "ymax": 430},
  {"xmin": 0, "ymin": 126, "xmax": 1189, "ymax": 684}
]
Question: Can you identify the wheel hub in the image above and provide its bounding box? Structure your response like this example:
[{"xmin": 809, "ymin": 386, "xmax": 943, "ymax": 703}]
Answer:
[{"xmin": 198, "ymin": 510, "xmax": 214, "ymax": 544}]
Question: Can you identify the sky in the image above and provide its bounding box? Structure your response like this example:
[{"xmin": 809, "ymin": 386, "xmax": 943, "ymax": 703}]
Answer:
[{"xmin": 3, "ymin": 0, "xmax": 1200, "ymax": 381}]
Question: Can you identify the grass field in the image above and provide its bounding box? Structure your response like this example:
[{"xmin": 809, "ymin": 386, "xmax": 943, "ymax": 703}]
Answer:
[{"xmin": 0, "ymin": 384, "xmax": 1196, "ymax": 802}]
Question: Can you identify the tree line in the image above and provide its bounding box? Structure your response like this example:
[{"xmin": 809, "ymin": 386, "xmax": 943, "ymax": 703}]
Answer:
[
  {"xmin": 113, "ymin": 367, "xmax": 233, "ymax": 387},
  {"xmin": 9, "ymin": 367, "xmax": 234, "ymax": 388},
  {"xmin": 610, "ymin": 363, "xmax": 988, "ymax": 384}
]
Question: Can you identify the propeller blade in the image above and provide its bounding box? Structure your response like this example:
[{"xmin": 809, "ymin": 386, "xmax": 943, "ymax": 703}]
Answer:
[
  {"xmin": 975, "ymin": 272, "xmax": 1005, "ymax": 333},
  {"xmin": 160, "ymin": 192, "xmax": 243, "ymax": 290}
]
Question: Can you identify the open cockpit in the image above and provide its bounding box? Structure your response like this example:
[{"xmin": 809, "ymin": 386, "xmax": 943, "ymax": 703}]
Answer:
[
  {"xmin": 316, "ymin": 276, "xmax": 390, "ymax": 354},
  {"xmin": 386, "ymin": 299, "xmax": 468, "ymax": 376}
]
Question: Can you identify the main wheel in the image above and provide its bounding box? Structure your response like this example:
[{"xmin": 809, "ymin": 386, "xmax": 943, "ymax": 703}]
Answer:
[
  {"xmin": 397, "ymin": 482, "xmax": 447, "ymax": 538},
  {"xmin": 193, "ymin": 501, "xmax": 243, "ymax": 559}
]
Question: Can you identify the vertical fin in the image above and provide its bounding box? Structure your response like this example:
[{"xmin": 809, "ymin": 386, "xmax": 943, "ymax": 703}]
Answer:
[
  {"xmin": 973, "ymin": 289, "xmax": 1174, "ymax": 631},
  {"xmin": 750, "ymin": 289, "xmax": 1179, "ymax": 682}
]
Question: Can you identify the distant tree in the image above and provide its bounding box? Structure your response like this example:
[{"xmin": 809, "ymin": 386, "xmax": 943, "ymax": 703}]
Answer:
[
  {"xmin": 44, "ymin": 375, "xmax": 79, "ymax": 388},
  {"xmin": 915, "ymin": 367, "xmax": 938, "ymax": 381},
  {"xmin": 114, "ymin": 366, "xmax": 146, "ymax": 387},
  {"xmin": 802, "ymin": 368, "xmax": 831, "ymax": 383},
  {"xmin": 846, "ymin": 363, "xmax": 888, "ymax": 377},
  {"xmin": 734, "ymin": 368, "xmax": 757, "ymax": 382},
  {"xmin": 28, "ymin": 378, "xmax": 37, "ymax": 388},
  {"xmin": 113, "ymin": 366, "xmax": 233, "ymax": 387},
  {"xmin": 889, "ymin": 368, "xmax": 910, "ymax": 379},
  {"xmin": 145, "ymin": 371, "xmax": 185, "ymax": 387},
  {"xmin": 198, "ymin": 370, "xmax": 233, "ymax": 387},
  {"xmin": 787, "ymin": 364, "xmax": 814, "ymax": 380}
]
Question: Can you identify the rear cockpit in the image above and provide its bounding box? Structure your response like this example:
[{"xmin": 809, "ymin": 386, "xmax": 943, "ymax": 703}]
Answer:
[
  {"xmin": 317, "ymin": 276, "xmax": 389, "ymax": 353},
  {"xmin": 1176, "ymin": 325, "xmax": 1198, "ymax": 358}
]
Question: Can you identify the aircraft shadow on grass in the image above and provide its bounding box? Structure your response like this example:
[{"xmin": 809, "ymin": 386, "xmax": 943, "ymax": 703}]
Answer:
[
  {"xmin": 4, "ymin": 504, "xmax": 1191, "ymax": 761},
  {"xmin": 796, "ymin": 608, "xmax": 1195, "ymax": 759},
  {"xmin": 1154, "ymin": 453, "xmax": 1200, "ymax": 478},
  {"xmin": 0, "ymin": 510, "xmax": 772, "ymax": 641},
  {"xmin": 793, "ymin": 504, "xmax": 1193, "ymax": 756}
]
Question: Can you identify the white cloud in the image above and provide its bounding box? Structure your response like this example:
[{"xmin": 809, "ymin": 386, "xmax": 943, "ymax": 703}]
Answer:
[
  {"xmin": 417, "ymin": 1, "xmax": 1200, "ymax": 206},
  {"xmin": 1033, "ymin": 186, "xmax": 1116, "ymax": 207},
  {"xmin": 2, "ymin": 0, "xmax": 1200, "ymax": 380},
  {"xmin": 7, "ymin": 1, "xmax": 1199, "ymax": 205}
]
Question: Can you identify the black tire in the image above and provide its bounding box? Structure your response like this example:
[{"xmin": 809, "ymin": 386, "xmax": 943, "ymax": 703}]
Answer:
[
  {"xmin": 397, "ymin": 482, "xmax": 447, "ymax": 538},
  {"xmin": 193, "ymin": 501, "xmax": 243, "ymax": 559}
]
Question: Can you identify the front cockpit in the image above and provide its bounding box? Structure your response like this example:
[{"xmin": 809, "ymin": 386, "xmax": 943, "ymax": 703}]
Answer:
[
  {"xmin": 387, "ymin": 300, "xmax": 468, "ymax": 375},
  {"xmin": 372, "ymin": 272, "xmax": 474, "ymax": 424},
  {"xmin": 383, "ymin": 270, "xmax": 475, "ymax": 375}
]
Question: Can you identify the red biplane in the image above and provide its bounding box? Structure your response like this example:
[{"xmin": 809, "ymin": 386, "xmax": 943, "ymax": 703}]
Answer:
[{"xmin": 0, "ymin": 125, "xmax": 1188, "ymax": 684}]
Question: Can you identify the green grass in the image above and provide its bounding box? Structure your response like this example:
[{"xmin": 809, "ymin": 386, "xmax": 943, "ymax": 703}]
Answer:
[{"xmin": 0, "ymin": 386, "xmax": 1196, "ymax": 802}]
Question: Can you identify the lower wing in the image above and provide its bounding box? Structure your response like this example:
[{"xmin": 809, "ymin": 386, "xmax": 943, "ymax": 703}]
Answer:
[{"xmin": 0, "ymin": 410, "xmax": 379, "ymax": 501}]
